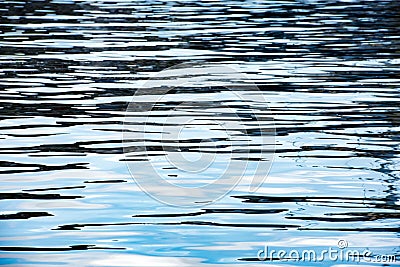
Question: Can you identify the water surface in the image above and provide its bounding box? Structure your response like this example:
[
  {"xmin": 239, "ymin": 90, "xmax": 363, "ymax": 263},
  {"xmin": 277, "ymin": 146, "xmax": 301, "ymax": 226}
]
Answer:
[{"xmin": 0, "ymin": 0, "xmax": 399, "ymax": 266}]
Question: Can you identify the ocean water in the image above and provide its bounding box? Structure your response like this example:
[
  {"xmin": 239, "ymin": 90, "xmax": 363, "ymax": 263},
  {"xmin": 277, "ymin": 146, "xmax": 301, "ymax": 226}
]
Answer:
[{"xmin": 0, "ymin": 0, "xmax": 399, "ymax": 266}]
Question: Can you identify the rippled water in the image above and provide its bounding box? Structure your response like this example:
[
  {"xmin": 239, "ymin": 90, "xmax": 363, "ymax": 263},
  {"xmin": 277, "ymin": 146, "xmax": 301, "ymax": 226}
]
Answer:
[{"xmin": 1, "ymin": 0, "xmax": 400, "ymax": 266}]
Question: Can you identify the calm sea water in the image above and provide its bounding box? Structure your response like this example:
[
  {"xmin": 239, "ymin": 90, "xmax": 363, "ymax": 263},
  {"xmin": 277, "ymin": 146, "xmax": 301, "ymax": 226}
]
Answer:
[{"xmin": 1, "ymin": 0, "xmax": 399, "ymax": 266}]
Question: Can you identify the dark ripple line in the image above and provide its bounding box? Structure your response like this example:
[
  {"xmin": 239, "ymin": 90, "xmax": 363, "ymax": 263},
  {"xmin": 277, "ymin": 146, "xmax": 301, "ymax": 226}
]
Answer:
[
  {"xmin": 0, "ymin": 211, "xmax": 53, "ymax": 220},
  {"xmin": 23, "ymin": 185, "xmax": 86, "ymax": 192},
  {"xmin": 0, "ymin": 245, "xmax": 125, "ymax": 252},
  {"xmin": 54, "ymin": 221, "xmax": 299, "ymax": 231},
  {"xmin": 232, "ymin": 195, "xmax": 386, "ymax": 204},
  {"xmin": 133, "ymin": 208, "xmax": 288, "ymax": 218},
  {"xmin": 0, "ymin": 192, "xmax": 82, "ymax": 200},
  {"xmin": 286, "ymin": 212, "xmax": 400, "ymax": 222}
]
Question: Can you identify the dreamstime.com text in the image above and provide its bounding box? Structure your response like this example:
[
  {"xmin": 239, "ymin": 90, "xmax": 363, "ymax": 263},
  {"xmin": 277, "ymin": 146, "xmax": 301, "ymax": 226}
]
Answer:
[{"xmin": 257, "ymin": 240, "xmax": 397, "ymax": 263}]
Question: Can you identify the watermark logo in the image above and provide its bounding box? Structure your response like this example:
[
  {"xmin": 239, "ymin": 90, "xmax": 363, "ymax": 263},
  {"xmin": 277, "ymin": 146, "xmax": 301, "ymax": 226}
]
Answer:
[
  {"xmin": 123, "ymin": 63, "xmax": 275, "ymax": 207},
  {"xmin": 257, "ymin": 240, "xmax": 397, "ymax": 263}
]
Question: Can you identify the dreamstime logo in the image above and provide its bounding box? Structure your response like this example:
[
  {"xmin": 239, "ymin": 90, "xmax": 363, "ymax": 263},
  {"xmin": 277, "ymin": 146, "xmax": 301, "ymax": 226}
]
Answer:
[
  {"xmin": 122, "ymin": 63, "xmax": 275, "ymax": 207},
  {"xmin": 257, "ymin": 240, "xmax": 397, "ymax": 263}
]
